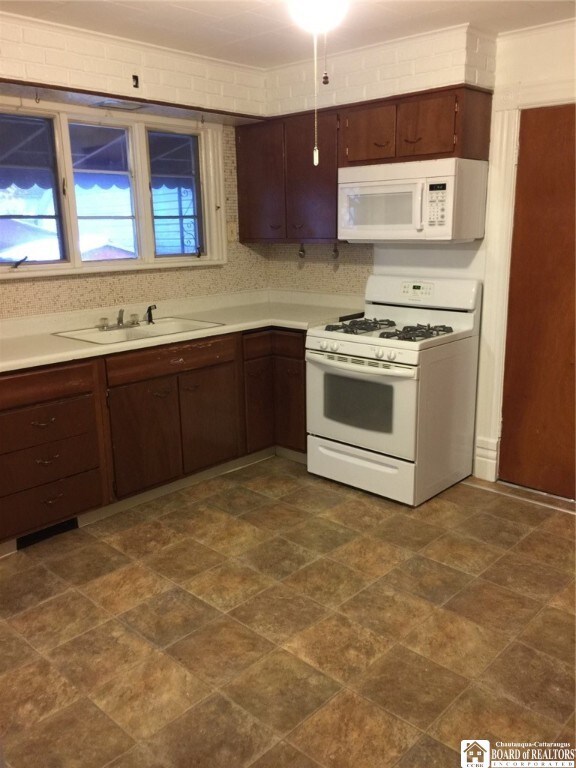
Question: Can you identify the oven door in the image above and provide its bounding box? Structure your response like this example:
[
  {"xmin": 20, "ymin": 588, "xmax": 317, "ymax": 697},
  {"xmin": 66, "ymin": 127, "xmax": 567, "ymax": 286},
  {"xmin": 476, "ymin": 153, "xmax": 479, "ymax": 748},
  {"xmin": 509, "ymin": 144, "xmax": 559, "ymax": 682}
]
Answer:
[{"xmin": 306, "ymin": 350, "xmax": 419, "ymax": 461}]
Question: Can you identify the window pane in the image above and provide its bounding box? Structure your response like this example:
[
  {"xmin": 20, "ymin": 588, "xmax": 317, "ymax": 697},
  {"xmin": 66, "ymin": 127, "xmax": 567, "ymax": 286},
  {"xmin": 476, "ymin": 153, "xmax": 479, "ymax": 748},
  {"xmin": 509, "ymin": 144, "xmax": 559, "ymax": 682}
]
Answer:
[
  {"xmin": 0, "ymin": 114, "xmax": 65, "ymax": 263},
  {"xmin": 69, "ymin": 123, "xmax": 137, "ymax": 261},
  {"xmin": 148, "ymin": 130, "xmax": 204, "ymax": 256}
]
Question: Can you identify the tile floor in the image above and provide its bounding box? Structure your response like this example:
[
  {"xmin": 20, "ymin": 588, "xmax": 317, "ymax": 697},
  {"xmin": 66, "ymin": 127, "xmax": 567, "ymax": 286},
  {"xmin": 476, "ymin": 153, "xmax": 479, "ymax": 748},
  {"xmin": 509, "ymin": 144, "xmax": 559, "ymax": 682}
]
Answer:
[{"xmin": 0, "ymin": 457, "xmax": 574, "ymax": 768}]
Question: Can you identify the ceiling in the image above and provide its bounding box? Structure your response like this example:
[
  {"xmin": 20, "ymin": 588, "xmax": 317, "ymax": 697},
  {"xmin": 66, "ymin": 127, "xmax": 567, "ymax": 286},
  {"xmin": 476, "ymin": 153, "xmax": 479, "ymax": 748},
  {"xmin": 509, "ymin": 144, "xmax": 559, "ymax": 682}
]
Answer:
[{"xmin": 2, "ymin": 0, "xmax": 574, "ymax": 69}]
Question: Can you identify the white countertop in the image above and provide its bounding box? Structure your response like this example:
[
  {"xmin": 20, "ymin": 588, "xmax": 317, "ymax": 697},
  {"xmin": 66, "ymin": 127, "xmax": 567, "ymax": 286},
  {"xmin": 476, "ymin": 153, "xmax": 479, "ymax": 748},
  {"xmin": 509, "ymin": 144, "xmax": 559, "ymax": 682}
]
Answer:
[{"xmin": 0, "ymin": 290, "xmax": 363, "ymax": 373}]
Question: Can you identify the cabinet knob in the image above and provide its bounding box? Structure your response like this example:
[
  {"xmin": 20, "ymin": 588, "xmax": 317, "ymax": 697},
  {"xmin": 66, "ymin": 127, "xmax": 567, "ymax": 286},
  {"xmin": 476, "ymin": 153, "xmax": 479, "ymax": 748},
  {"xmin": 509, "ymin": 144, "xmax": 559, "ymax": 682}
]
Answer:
[
  {"xmin": 31, "ymin": 417, "xmax": 56, "ymax": 428},
  {"xmin": 403, "ymin": 137, "xmax": 422, "ymax": 144},
  {"xmin": 35, "ymin": 454, "xmax": 60, "ymax": 466}
]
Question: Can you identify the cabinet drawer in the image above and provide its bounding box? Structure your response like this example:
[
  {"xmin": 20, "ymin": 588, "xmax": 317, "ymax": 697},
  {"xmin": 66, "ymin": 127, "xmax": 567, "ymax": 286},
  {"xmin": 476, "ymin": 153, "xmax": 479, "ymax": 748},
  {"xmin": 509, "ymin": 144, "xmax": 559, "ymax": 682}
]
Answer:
[
  {"xmin": 243, "ymin": 331, "xmax": 273, "ymax": 360},
  {"xmin": 0, "ymin": 469, "xmax": 102, "ymax": 542},
  {"xmin": 0, "ymin": 395, "xmax": 96, "ymax": 455},
  {"xmin": 272, "ymin": 330, "xmax": 305, "ymax": 359},
  {"xmin": 0, "ymin": 433, "xmax": 99, "ymax": 497},
  {"xmin": 0, "ymin": 361, "xmax": 97, "ymax": 411},
  {"xmin": 106, "ymin": 334, "xmax": 237, "ymax": 386}
]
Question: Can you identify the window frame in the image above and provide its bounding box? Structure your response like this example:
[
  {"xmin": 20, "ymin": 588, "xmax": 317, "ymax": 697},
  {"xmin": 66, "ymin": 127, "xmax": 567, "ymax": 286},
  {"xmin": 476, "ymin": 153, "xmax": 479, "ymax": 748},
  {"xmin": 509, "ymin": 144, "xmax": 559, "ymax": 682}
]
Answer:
[{"xmin": 0, "ymin": 96, "xmax": 227, "ymax": 278}]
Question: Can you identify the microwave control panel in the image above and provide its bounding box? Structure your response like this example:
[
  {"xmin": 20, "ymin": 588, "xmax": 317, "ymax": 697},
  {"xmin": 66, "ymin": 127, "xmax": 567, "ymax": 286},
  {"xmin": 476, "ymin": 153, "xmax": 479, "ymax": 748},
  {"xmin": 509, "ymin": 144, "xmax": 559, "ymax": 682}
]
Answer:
[{"xmin": 427, "ymin": 182, "xmax": 447, "ymax": 227}]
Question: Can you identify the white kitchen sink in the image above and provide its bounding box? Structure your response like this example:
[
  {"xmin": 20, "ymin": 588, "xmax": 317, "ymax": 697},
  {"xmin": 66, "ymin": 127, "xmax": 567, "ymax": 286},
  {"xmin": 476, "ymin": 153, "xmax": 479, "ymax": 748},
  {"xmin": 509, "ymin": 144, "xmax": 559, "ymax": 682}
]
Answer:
[{"xmin": 54, "ymin": 317, "xmax": 223, "ymax": 345}]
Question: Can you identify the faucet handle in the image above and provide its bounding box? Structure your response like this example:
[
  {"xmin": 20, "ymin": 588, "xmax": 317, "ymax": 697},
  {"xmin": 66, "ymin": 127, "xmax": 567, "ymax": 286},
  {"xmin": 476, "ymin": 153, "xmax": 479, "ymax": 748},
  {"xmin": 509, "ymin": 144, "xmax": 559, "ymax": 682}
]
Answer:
[{"xmin": 145, "ymin": 304, "xmax": 157, "ymax": 324}]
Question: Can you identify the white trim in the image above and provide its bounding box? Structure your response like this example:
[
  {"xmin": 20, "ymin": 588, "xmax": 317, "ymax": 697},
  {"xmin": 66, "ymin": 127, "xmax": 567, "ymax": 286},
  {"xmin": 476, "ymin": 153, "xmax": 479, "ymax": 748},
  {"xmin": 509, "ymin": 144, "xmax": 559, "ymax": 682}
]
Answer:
[{"xmin": 493, "ymin": 79, "xmax": 576, "ymax": 111}]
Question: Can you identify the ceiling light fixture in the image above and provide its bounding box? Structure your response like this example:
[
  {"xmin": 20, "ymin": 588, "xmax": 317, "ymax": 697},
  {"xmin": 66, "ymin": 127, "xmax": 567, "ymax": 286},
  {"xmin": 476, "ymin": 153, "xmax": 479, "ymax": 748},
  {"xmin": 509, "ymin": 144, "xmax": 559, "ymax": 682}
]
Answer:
[{"xmin": 287, "ymin": 0, "xmax": 350, "ymax": 166}]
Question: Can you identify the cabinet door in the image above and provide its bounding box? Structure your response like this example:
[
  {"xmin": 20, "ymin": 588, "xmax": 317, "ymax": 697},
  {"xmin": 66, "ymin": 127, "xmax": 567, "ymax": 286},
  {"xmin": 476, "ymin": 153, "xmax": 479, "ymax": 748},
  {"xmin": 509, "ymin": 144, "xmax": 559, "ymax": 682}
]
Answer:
[
  {"xmin": 108, "ymin": 376, "xmax": 182, "ymax": 498},
  {"xmin": 180, "ymin": 362, "xmax": 239, "ymax": 474},
  {"xmin": 236, "ymin": 121, "xmax": 286, "ymax": 241},
  {"xmin": 396, "ymin": 93, "xmax": 457, "ymax": 158},
  {"xmin": 340, "ymin": 104, "xmax": 396, "ymax": 164},
  {"xmin": 284, "ymin": 112, "xmax": 338, "ymax": 240},
  {"xmin": 274, "ymin": 357, "xmax": 306, "ymax": 453},
  {"xmin": 244, "ymin": 357, "xmax": 275, "ymax": 453}
]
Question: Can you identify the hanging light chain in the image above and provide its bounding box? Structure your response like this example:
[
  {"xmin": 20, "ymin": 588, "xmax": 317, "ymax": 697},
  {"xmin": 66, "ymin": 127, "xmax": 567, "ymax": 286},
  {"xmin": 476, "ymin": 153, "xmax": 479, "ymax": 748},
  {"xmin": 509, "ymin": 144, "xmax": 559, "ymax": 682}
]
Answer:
[{"xmin": 313, "ymin": 32, "xmax": 319, "ymax": 166}]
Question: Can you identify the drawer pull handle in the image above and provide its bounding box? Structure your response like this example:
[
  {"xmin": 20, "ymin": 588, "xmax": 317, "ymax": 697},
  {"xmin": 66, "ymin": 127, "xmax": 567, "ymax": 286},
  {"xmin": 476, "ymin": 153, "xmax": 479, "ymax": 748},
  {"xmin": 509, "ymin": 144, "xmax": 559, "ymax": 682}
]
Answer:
[
  {"xmin": 43, "ymin": 493, "xmax": 64, "ymax": 506},
  {"xmin": 403, "ymin": 137, "xmax": 422, "ymax": 144},
  {"xmin": 195, "ymin": 342, "xmax": 214, "ymax": 349},
  {"xmin": 169, "ymin": 358, "xmax": 185, "ymax": 365},
  {"xmin": 373, "ymin": 141, "xmax": 389, "ymax": 148},
  {"xmin": 31, "ymin": 417, "xmax": 56, "ymax": 428},
  {"xmin": 35, "ymin": 454, "xmax": 60, "ymax": 466},
  {"xmin": 152, "ymin": 390, "xmax": 170, "ymax": 399},
  {"xmin": 293, "ymin": 223, "xmax": 304, "ymax": 230},
  {"xmin": 269, "ymin": 224, "xmax": 282, "ymax": 230},
  {"xmin": 183, "ymin": 384, "xmax": 200, "ymax": 392}
]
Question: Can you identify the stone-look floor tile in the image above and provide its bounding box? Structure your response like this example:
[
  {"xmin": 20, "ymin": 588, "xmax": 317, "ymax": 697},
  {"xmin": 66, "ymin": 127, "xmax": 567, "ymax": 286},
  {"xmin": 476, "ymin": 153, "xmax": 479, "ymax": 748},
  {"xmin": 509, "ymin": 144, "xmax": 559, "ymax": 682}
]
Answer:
[
  {"xmin": 519, "ymin": 607, "xmax": 575, "ymax": 665},
  {"xmin": 422, "ymin": 531, "xmax": 503, "ymax": 575},
  {"xmin": 481, "ymin": 642, "xmax": 574, "ymax": 723},
  {"xmin": 103, "ymin": 520, "xmax": 186, "ymax": 559},
  {"xmin": 513, "ymin": 529, "xmax": 575, "ymax": 573},
  {"xmin": 229, "ymin": 584, "xmax": 327, "ymax": 644},
  {"xmin": 241, "ymin": 473, "xmax": 304, "ymax": 499},
  {"xmin": 482, "ymin": 552, "xmax": 573, "ymax": 602},
  {"xmin": 0, "ymin": 622, "xmax": 41, "ymax": 674},
  {"xmin": 189, "ymin": 514, "xmax": 272, "ymax": 557},
  {"xmin": 440, "ymin": 482, "xmax": 499, "ymax": 511},
  {"xmin": 22, "ymin": 528, "xmax": 95, "ymax": 561},
  {"xmin": 80, "ymin": 563, "xmax": 171, "ymax": 614},
  {"xmin": 339, "ymin": 582, "xmax": 434, "ymax": 639},
  {"xmin": 557, "ymin": 713, "xmax": 575, "ymax": 746},
  {"xmin": 281, "ymin": 486, "xmax": 349, "ymax": 514},
  {"xmin": 45, "ymin": 540, "xmax": 130, "ymax": 586},
  {"xmin": 224, "ymin": 649, "xmax": 340, "ymax": 734},
  {"xmin": 47, "ymin": 619, "xmax": 155, "ymax": 693},
  {"xmin": 167, "ymin": 616, "xmax": 274, "ymax": 686},
  {"xmin": 283, "ymin": 613, "xmax": 393, "ymax": 683},
  {"xmin": 85, "ymin": 507, "xmax": 159, "ymax": 539},
  {"xmin": 210, "ymin": 487, "xmax": 269, "ymax": 516},
  {"xmin": 0, "ymin": 564, "xmax": 67, "ymax": 619},
  {"xmin": 404, "ymin": 496, "xmax": 475, "ymax": 529},
  {"xmin": 143, "ymin": 538, "xmax": 225, "ymax": 583},
  {"xmin": 120, "ymin": 587, "xmax": 221, "ymax": 647},
  {"xmin": 283, "ymin": 518, "xmax": 358, "ymax": 554},
  {"xmin": 8, "ymin": 589, "xmax": 109, "ymax": 652},
  {"xmin": 240, "ymin": 501, "xmax": 311, "ymax": 532},
  {"xmin": 381, "ymin": 555, "xmax": 473, "ymax": 605},
  {"xmin": 239, "ymin": 537, "xmax": 317, "ymax": 579},
  {"xmin": 90, "ymin": 650, "xmax": 212, "ymax": 739},
  {"xmin": 395, "ymin": 736, "xmax": 460, "ymax": 768},
  {"xmin": 455, "ymin": 512, "xmax": 531, "ymax": 549},
  {"xmin": 0, "ymin": 658, "xmax": 81, "ymax": 739},
  {"xmin": 0, "ymin": 551, "xmax": 35, "ymax": 576},
  {"xmin": 372, "ymin": 514, "xmax": 444, "ymax": 551},
  {"xmin": 430, "ymin": 684, "xmax": 560, "ymax": 751},
  {"xmin": 282, "ymin": 559, "xmax": 372, "ymax": 608},
  {"xmin": 318, "ymin": 497, "xmax": 395, "ymax": 532},
  {"xmin": 5, "ymin": 698, "xmax": 134, "ymax": 768},
  {"xmin": 145, "ymin": 693, "xmax": 277, "ymax": 768},
  {"xmin": 185, "ymin": 561, "xmax": 275, "ymax": 611},
  {"xmin": 485, "ymin": 495, "xmax": 556, "ymax": 527},
  {"xmin": 402, "ymin": 607, "xmax": 509, "ymax": 677},
  {"xmin": 329, "ymin": 536, "xmax": 412, "ymax": 579},
  {"xmin": 107, "ymin": 744, "xmax": 170, "ymax": 768},
  {"xmin": 157, "ymin": 501, "xmax": 223, "ymax": 536},
  {"xmin": 179, "ymin": 476, "xmax": 238, "ymax": 503},
  {"xmin": 445, "ymin": 579, "xmax": 542, "ymax": 637},
  {"xmin": 353, "ymin": 644, "xmax": 468, "ymax": 729},
  {"xmin": 550, "ymin": 581, "xmax": 575, "ymax": 615},
  {"xmin": 538, "ymin": 511, "xmax": 576, "ymax": 539},
  {"xmin": 250, "ymin": 741, "xmax": 321, "ymax": 768},
  {"xmin": 289, "ymin": 689, "xmax": 419, "ymax": 768}
]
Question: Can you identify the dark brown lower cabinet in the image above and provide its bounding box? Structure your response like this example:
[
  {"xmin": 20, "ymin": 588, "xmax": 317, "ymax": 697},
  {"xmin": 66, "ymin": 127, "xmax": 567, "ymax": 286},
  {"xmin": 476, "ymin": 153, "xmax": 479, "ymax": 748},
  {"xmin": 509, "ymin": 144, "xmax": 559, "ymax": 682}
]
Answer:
[
  {"xmin": 180, "ymin": 361, "xmax": 240, "ymax": 474},
  {"xmin": 273, "ymin": 356, "xmax": 306, "ymax": 452},
  {"xmin": 244, "ymin": 356, "xmax": 275, "ymax": 453},
  {"xmin": 107, "ymin": 376, "xmax": 182, "ymax": 498}
]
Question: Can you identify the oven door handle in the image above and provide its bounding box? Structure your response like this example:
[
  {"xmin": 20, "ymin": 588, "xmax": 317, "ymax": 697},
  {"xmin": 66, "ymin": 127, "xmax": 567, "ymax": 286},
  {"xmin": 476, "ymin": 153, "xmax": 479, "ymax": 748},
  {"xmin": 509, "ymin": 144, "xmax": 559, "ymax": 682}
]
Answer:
[{"xmin": 305, "ymin": 351, "xmax": 418, "ymax": 379}]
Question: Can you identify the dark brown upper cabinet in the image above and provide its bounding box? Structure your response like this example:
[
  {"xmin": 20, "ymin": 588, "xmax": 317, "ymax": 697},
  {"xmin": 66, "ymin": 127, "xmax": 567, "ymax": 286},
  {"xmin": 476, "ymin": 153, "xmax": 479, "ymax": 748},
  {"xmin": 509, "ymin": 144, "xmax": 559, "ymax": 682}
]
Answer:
[{"xmin": 340, "ymin": 103, "xmax": 396, "ymax": 164}]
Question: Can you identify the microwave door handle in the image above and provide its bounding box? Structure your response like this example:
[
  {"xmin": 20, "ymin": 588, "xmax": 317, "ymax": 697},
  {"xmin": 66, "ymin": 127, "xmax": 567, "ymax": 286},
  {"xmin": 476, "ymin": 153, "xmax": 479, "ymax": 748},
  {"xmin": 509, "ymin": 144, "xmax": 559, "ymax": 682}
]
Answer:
[
  {"xmin": 416, "ymin": 182, "xmax": 424, "ymax": 231},
  {"xmin": 306, "ymin": 352, "xmax": 417, "ymax": 379}
]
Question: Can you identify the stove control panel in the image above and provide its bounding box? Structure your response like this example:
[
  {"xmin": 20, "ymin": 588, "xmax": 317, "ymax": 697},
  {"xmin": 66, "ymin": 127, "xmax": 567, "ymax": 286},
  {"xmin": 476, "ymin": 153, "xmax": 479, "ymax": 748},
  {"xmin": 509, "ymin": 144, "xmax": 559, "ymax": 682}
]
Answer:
[{"xmin": 401, "ymin": 281, "xmax": 434, "ymax": 301}]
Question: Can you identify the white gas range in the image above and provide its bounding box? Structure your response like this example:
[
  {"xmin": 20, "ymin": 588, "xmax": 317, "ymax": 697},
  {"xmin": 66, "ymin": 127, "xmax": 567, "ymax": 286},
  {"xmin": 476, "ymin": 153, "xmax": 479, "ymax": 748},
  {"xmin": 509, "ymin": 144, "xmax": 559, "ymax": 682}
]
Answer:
[{"xmin": 306, "ymin": 275, "xmax": 481, "ymax": 506}]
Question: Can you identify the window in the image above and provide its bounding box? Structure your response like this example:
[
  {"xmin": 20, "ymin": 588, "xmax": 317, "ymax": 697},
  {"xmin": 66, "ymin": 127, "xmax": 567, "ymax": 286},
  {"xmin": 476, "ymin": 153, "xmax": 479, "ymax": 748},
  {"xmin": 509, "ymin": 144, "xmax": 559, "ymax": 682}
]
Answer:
[
  {"xmin": 148, "ymin": 130, "xmax": 204, "ymax": 257},
  {"xmin": 0, "ymin": 99, "xmax": 226, "ymax": 277},
  {"xmin": 0, "ymin": 114, "xmax": 66, "ymax": 264},
  {"xmin": 69, "ymin": 123, "xmax": 137, "ymax": 262}
]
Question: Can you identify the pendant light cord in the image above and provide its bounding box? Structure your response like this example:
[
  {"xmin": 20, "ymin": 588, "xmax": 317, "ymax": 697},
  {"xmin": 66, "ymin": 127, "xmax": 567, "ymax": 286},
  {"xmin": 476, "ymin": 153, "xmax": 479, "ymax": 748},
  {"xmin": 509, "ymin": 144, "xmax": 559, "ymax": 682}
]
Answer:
[{"xmin": 313, "ymin": 32, "xmax": 319, "ymax": 166}]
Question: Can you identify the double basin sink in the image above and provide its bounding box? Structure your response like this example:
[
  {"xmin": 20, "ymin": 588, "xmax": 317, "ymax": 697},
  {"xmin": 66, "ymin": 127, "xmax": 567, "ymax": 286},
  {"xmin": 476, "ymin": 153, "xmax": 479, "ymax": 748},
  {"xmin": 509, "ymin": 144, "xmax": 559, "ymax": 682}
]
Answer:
[{"xmin": 55, "ymin": 317, "xmax": 222, "ymax": 345}]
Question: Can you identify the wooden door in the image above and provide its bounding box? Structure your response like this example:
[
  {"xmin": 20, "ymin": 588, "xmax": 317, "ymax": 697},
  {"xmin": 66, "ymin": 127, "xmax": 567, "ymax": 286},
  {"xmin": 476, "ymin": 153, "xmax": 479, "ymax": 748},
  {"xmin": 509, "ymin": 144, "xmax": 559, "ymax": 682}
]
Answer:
[
  {"xmin": 284, "ymin": 111, "xmax": 338, "ymax": 240},
  {"xmin": 499, "ymin": 104, "xmax": 575, "ymax": 498},
  {"xmin": 340, "ymin": 103, "xmax": 396, "ymax": 164},
  {"xmin": 396, "ymin": 93, "xmax": 456, "ymax": 157},
  {"xmin": 236, "ymin": 121, "xmax": 286, "ymax": 240}
]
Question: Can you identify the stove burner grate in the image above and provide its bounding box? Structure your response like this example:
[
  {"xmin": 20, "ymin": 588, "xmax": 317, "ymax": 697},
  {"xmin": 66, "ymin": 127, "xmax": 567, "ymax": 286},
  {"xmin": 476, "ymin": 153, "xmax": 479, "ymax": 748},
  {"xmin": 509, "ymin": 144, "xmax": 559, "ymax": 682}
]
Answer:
[
  {"xmin": 379, "ymin": 323, "xmax": 454, "ymax": 342},
  {"xmin": 325, "ymin": 317, "xmax": 396, "ymax": 334}
]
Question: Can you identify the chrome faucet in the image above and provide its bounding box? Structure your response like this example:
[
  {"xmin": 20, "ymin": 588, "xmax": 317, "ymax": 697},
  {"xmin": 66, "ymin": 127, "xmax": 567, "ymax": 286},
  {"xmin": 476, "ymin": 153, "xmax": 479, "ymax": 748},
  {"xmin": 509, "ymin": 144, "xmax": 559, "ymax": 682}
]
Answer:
[
  {"xmin": 116, "ymin": 308, "xmax": 124, "ymax": 327},
  {"xmin": 145, "ymin": 304, "xmax": 157, "ymax": 324}
]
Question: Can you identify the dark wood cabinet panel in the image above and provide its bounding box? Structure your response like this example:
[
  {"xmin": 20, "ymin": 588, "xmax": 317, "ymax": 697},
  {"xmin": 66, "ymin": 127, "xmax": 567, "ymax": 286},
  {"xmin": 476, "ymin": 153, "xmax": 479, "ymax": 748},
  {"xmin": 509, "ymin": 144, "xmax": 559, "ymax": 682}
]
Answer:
[
  {"xmin": 396, "ymin": 92, "xmax": 456, "ymax": 157},
  {"xmin": 0, "ymin": 361, "xmax": 97, "ymax": 411},
  {"xmin": 107, "ymin": 376, "xmax": 182, "ymax": 498},
  {"xmin": 244, "ymin": 357, "xmax": 275, "ymax": 453},
  {"xmin": 236, "ymin": 121, "xmax": 286, "ymax": 240},
  {"xmin": 340, "ymin": 104, "xmax": 396, "ymax": 164},
  {"xmin": 284, "ymin": 112, "xmax": 338, "ymax": 240},
  {"xmin": 273, "ymin": 356, "xmax": 306, "ymax": 453},
  {"xmin": 180, "ymin": 362, "xmax": 240, "ymax": 474}
]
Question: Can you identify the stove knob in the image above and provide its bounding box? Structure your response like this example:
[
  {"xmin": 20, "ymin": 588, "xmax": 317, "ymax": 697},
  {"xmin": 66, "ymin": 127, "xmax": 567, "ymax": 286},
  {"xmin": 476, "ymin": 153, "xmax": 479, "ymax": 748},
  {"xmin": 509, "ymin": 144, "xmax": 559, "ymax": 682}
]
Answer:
[
  {"xmin": 320, "ymin": 340, "xmax": 328, "ymax": 351},
  {"xmin": 330, "ymin": 342, "xmax": 339, "ymax": 352},
  {"xmin": 386, "ymin": 350, "xmax": 397, "ymax": 361},
  {"xmin": 375, "ymin": 348, "xmax": 385, "ymax": 359}
]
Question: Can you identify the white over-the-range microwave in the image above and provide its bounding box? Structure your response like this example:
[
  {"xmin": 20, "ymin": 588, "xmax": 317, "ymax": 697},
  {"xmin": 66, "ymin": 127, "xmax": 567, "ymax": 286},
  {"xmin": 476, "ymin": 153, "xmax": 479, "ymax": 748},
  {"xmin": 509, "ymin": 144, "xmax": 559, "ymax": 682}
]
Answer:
[{"xmin": 338, "ymin": 157, "xmax": 488, "ymax": 242}]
